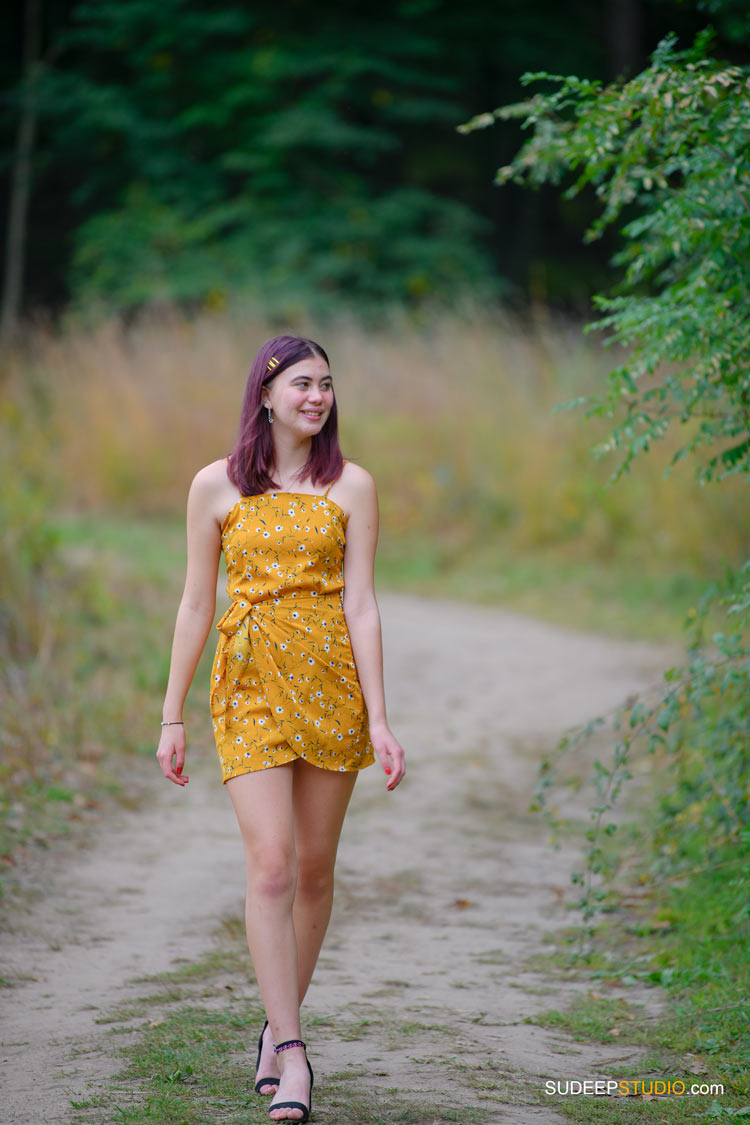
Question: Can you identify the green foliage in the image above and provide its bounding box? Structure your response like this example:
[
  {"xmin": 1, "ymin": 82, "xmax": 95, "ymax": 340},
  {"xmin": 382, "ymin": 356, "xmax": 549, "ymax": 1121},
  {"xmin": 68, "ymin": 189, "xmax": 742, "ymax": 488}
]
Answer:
[
  {"xmin": 536, "ymin": 848, "xmax": 750, "ymax": 1111},
  {"xmin": 695, "ymin": 0, "xmax": 750, "ymax": 45},
  {"xmin": 461, "ymin": 28, "xmax": 750, "ymax": 924},
  {"xmin": 0, "ymin": 395, "xmax": 206, "ymax": 877},
  {"xmin": 10, "ymin": 0, "xmax": 649, "ymax": 314},
  {"xmin": 461, "ymin": 33, "xmax": 750, "ymax": 484},
  {"xmin": 533, "ymin": 565, "xmax": 750, "ymax": 923},
  {"xmin": 34, "ymin": 0, "xmax": 499, "ymax": 315},
  {"xmin": 0, "ymin": 457, "xmax": 103, "ymax": 863}
]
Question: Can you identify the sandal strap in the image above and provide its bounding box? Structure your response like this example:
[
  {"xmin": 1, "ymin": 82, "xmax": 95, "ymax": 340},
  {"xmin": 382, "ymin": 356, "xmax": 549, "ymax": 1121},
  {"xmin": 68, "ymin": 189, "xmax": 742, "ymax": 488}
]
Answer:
[
  {"xmin": 273, "ymin": 1038, "xmax": 306, "ymax": 1054},
  {"xmin": 255, "ymin": 1076, "xmax": 279, "ymax": 1093}
]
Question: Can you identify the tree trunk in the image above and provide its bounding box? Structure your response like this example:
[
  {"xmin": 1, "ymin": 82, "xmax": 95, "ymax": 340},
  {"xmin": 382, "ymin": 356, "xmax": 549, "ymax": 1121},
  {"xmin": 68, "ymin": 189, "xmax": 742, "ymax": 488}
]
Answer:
[
  {"xmin": 0, "ymin": 0, "xmax": 43, "ymax": 349},
  {"xmin": 605, "ymin": 0, "xmax": 642, "ymax": 80}
]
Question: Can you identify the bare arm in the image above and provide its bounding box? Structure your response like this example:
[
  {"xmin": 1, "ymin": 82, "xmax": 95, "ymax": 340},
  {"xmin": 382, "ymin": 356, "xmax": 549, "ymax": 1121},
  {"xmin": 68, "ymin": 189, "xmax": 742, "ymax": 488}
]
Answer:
[
  {"xmin": 156, "ymin": 470, "xmax": 222, "ymax": 786},
  {"xmin": 342, "ymin": 471, "xmax": 405, "ymax": 792}
]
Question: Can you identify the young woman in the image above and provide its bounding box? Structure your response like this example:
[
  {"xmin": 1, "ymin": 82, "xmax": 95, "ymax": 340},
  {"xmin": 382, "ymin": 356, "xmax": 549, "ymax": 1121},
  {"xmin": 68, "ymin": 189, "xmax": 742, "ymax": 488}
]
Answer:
[{"xmin": 156, "ymin": 334, "xmax": 406, "ymax": 1123}]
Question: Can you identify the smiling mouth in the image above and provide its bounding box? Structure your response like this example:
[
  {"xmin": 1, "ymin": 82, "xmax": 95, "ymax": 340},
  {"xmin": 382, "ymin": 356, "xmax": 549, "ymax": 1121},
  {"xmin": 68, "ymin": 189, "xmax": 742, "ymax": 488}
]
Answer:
[{"xmin": 301, "ymin": 410, "xmax": 324, "ymax": 418}]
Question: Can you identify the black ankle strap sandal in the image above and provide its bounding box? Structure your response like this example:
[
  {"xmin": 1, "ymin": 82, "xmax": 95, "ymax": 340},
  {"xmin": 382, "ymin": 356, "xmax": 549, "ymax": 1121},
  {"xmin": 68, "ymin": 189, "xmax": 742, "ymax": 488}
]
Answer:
[
  {"xmin": 254, "ymin": 1019, "xmax": 279, "ymax": 1096},
  {"xmin": 269, "ymin": 1039, "xmax": 314, "ymax": 1123}
]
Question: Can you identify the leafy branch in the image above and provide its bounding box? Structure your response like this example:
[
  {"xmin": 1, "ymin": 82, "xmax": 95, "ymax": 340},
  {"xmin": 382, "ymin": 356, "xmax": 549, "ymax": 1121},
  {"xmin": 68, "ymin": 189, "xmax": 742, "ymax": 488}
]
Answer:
[
  {"xmin": 460, "ymin": 33, "xmax": 750, "ymax": 485},
  {"xmin": 532, "ymin": 567, "xmax": 750, "ymax": 924},
  {"xmin": 462, "ymin": 31, "xmax": 750, "ymax": 924}
]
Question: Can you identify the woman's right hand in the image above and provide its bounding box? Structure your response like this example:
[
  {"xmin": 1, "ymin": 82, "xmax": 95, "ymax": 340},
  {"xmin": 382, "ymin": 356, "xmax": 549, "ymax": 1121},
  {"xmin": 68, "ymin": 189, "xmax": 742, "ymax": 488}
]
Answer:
[{"xmin": 156, "ymin": 725, "xmax": 189, "ymax": 786}]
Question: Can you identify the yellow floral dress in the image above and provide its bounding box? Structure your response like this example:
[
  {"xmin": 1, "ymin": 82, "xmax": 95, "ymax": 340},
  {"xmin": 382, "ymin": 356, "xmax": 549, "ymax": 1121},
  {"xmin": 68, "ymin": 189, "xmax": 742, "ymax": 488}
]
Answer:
[{"xmin": 210, "ymin": 483, "xmax": 375, "ymax": 782}]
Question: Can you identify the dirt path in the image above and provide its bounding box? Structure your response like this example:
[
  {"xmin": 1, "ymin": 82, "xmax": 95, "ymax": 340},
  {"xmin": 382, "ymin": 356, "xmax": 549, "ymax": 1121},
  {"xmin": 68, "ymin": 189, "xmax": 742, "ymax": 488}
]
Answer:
[{"xmin": 0, "ymin": 593, "xmax": 676, "ymax": 1123}]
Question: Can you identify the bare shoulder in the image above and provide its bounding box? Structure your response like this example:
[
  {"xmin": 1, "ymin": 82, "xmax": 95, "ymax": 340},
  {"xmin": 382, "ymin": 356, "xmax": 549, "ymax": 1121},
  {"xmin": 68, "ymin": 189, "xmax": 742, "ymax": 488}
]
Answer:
[
  {"xmin": 330, "ymin": 460, "xmax": 377, "ymax": 517},
  {"xmin": 342, "ymin": 460, "xmax": 375, "ymax": 493},
  {"xmin": 192, "ymin": 457, "xmax": 228, "ymax": 485},
  {"xmin": 190, "ymin": 458, "xmax": 227, "ymax": 498},
  {"xmin": 188, "ymin": 458, "xmax": 235, "ymax": 524}
]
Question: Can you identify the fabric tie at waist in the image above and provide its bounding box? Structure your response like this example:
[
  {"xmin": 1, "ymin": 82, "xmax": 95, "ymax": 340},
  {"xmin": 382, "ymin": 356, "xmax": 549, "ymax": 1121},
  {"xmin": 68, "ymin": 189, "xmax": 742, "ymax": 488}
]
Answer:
[
  {"xmin": 215, "ymin": 590, "xmax": 340, "ymax": 637},
  {"xmin": 210, "ymin": 590, "xmax": 359, "ymax": 752}
]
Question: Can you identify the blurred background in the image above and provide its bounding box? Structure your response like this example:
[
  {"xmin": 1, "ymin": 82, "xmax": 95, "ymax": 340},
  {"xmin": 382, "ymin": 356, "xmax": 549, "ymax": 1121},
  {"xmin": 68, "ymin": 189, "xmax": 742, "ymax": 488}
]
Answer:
[
  {"xmin": 3, "ymin": 0, "xmax": 747, "ymax": 316},
  {"xmin": 1, "ymin": 0, "xmax": 748, "ymax": 853}
]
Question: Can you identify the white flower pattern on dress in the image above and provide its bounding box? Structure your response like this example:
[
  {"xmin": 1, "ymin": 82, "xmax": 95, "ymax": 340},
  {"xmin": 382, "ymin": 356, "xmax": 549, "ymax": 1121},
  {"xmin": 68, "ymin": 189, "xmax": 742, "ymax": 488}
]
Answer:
[{"xmin": 210, "ymin": 492, "xmax": 375, "ymax": 781}]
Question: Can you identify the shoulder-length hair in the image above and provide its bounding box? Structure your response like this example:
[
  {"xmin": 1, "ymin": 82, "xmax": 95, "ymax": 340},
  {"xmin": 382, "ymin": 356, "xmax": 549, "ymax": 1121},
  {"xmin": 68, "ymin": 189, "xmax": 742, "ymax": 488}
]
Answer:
[{"xmin": 226, "ymin": 335, "xmax": 344, "ymax": 498}]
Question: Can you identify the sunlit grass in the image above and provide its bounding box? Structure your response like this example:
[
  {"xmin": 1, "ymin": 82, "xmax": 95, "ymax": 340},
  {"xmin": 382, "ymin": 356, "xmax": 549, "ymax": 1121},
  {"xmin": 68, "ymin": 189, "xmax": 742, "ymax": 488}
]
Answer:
[
  {"xmin": 2, "ymin": 305, "xmax": 746, "ymax": 1120},
  {"xmin": 1, "ymin": 302, "xmax": 746, "ymax": 876},
  {"xmin": 527, "ymin": 842, "xmax": 750, "ymax": 1119},
  {"xmin": 67, "ymin": 930, "xmax": 495, "ymax": 1124},
  {"xmin": 5, "ymin": 302, "xmax": 746, "ymax": 578}
]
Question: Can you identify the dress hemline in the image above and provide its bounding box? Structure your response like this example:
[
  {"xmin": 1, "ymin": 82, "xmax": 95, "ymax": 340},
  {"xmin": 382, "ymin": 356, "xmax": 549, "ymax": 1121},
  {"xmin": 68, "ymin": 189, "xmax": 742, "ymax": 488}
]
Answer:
[{"xmin": 221, "ymin": 752, "xmax": 375, "ymax": 784}]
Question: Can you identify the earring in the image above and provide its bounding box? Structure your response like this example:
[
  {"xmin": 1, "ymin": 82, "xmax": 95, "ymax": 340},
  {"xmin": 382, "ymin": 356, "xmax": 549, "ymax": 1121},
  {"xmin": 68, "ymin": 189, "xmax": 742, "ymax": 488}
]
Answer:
[{"xmin": 266, "ymin": 405, "xmax": 273, "ymax": 424}]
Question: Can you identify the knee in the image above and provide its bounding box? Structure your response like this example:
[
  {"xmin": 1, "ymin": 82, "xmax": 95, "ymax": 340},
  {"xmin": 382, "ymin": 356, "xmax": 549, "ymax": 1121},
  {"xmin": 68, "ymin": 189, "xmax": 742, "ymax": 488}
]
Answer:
[
  {"xmin": 248, "ymin": 853, "xmax": 296, "ymax": 901},
  {"xmin": 296, "ymin": 852, "xmax": 334, "ymax": 901}
]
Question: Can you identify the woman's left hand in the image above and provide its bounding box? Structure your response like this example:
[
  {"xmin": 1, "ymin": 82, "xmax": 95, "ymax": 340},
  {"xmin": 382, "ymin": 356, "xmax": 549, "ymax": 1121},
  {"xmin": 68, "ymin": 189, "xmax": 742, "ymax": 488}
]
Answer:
[{"xmin": 369, "ymin": 721, "xmax": 406, "ymax": 791}]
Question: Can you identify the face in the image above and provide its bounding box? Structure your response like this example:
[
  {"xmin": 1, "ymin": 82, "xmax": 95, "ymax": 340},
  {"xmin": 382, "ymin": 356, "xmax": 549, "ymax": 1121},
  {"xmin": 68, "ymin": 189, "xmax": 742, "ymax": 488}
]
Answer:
[{"xmin": 262, "ymin": 356, "xmax": 334, "ymax": 435}]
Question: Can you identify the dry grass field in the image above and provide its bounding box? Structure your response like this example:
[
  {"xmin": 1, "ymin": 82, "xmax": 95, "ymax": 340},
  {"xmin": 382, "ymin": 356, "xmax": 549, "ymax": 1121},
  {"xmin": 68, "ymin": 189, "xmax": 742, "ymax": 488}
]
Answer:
[{"xmin": 1, "ymin": 303, "xmax": 746, "ymax": 864}]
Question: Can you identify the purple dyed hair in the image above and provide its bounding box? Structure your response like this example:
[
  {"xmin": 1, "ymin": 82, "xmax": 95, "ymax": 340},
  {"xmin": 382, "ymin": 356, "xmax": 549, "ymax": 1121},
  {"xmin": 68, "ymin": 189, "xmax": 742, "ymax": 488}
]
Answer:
[{"xmin": 227, "ymin": 335, "xmax": 344, "ymax": 497}]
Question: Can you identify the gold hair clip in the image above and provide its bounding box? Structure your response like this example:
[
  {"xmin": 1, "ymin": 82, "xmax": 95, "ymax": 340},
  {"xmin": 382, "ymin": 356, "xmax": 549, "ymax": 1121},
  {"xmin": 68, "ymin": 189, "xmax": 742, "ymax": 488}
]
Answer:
[{"xmin": 266, "ymin": 356, "xmax": 279, "ymax": 370}]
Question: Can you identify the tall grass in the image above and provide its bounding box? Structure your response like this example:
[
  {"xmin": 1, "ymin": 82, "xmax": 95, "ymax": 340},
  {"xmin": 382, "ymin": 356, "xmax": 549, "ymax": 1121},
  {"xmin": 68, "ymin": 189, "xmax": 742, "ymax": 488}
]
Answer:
[
  {"xmin": 1, "ymin": 304, "xmax": 746, "ymax": 876},
  {"xmin": 4, "ymin": 304, "xmax": 747, "ymax": 574}
]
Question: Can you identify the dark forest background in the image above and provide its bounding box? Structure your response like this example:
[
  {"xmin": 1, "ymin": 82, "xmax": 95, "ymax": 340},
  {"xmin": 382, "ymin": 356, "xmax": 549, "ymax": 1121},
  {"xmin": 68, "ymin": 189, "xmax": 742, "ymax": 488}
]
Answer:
[
  {"xmin": 2, "ymin": 0, "xmax": 747, "ymax": 324},
  {"xmin": 2, "ymin": 11, "xmax": 749, "ymax": 1089}
]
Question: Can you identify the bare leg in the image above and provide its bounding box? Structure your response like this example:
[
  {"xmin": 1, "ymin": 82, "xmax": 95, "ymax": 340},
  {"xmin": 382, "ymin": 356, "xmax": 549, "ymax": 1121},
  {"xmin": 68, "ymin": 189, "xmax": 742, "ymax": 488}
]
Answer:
[
  {"xmin": 227, "ymin": 764, "xmax": 298, "ymax": 1099},
  {"xmin": 292, "ymin": 759, "xmax": 358, "ymax": 1003},
  {"xmin": 228, "ymin": 760, "xmax": 358, "ymax": 1120}
]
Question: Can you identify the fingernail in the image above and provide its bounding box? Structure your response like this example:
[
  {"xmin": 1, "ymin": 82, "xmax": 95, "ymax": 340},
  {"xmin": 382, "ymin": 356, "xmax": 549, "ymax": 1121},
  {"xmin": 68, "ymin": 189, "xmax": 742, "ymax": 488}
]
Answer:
[{"xmin": 385, "ymin": 767, "xmax": 391, "ymax": 774}]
